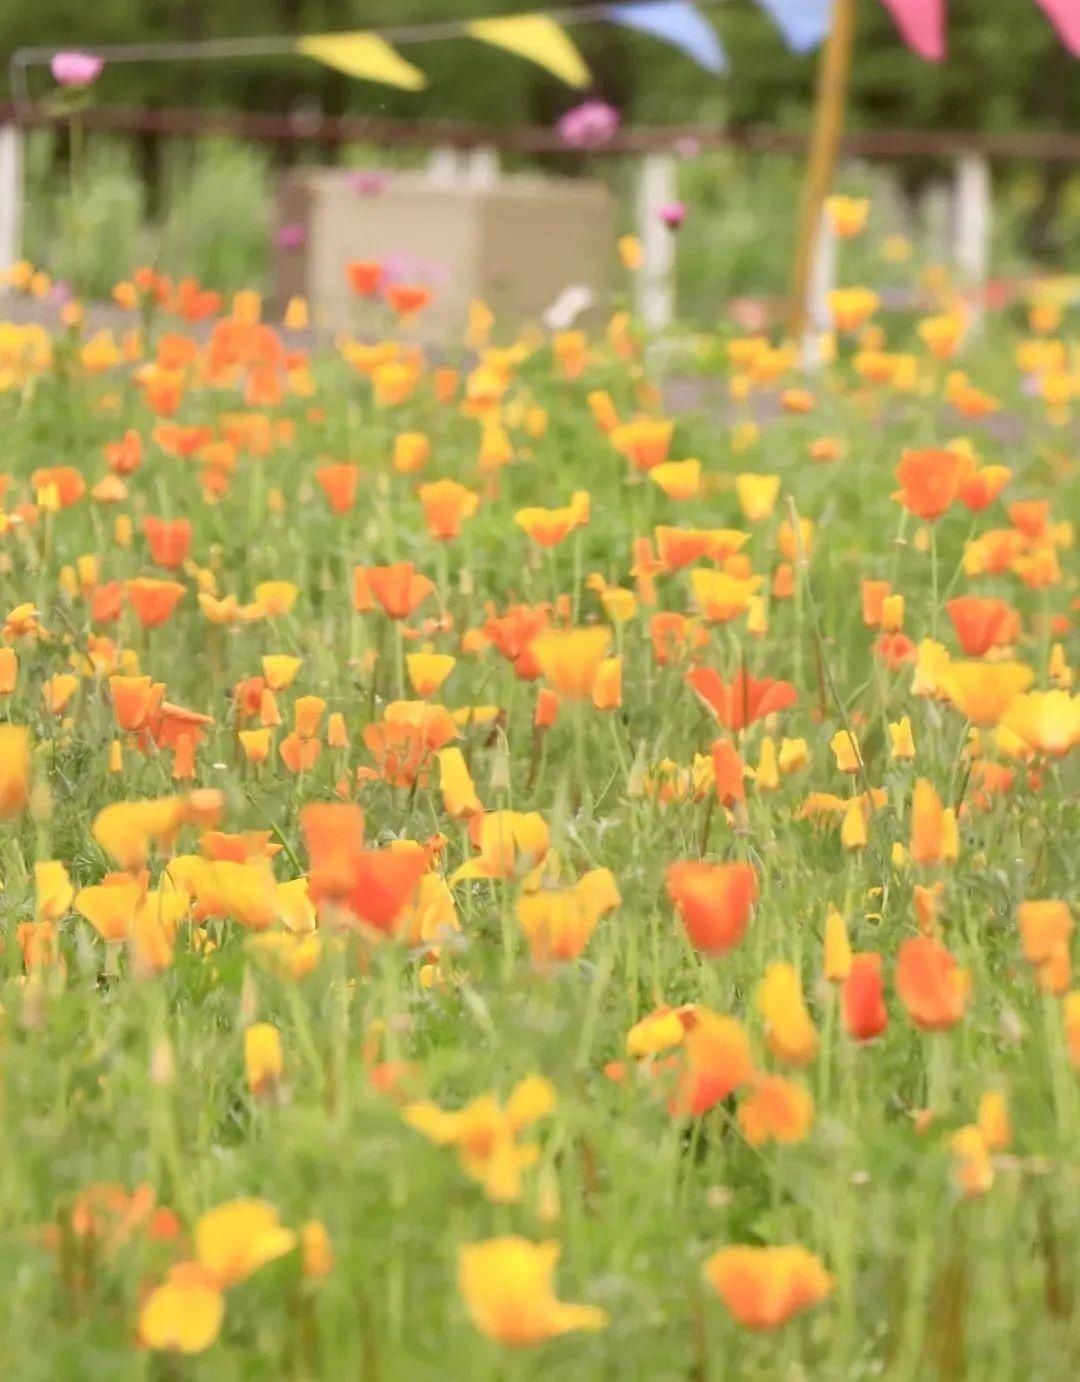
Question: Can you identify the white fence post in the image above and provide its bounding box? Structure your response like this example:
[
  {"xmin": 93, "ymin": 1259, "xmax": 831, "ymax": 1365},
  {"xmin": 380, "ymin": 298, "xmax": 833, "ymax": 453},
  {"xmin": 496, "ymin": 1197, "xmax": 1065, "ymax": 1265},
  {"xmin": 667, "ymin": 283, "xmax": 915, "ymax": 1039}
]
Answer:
[
  {"xmin": 636, "ymin": 151, "xmax": 676, "ymax": 331},
  {"xmin": 0, "ymin": 123, "xmax": 24, "ymax": 285},
  {"xmin": 426, "ymin": 145, "xmax": 462, "ymax": 187},
  {"xmin": 465, "ymin": 146, "xmax": 500, "ymax": 189},
  {"xmin": 921, "ymin": 180, "xmax": 951, "ymax": 265},
  {"xmin": 954, "ymin": 152, "xmax": 991, "ymax": 330}
]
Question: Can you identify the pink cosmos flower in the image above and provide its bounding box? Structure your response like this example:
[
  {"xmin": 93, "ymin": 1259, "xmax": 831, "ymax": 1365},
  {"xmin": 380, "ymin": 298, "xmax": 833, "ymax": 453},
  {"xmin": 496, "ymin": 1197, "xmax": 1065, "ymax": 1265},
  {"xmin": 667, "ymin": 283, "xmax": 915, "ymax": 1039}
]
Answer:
[
  {"xmin": 346, "ymin": 171, "xmax": 390, "ymax": 197},
  {"xmin": 275, "ymin": 224, "xmax": 307, "ymax": 251},
  {"xmin": 660, "ymin": 202, "xmax": 687, "ymax": 230},
  {"xmin": 556, "ymin": 100, "xmax": 620, "ymax": 150},
  {"xmin": 50, "ymin": 52, "xmax": 105, "ymax": 89}
]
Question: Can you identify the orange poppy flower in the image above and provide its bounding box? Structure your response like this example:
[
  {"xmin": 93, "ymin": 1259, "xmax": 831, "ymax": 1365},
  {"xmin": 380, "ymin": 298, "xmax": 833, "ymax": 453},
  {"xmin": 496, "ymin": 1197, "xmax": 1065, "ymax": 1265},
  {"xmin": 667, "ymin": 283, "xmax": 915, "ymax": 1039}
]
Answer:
[
  {"xmin": 484, "ymin": 605, "xmax": 552, "ymax": 680},
  {"xmin": 666, "ymin": 860, "xmax": 757, "ymax": 954},
  {"xmin": 704, "ymin": 1246, "xmax": 833, "ymax": 1331},
  {"xmin": 909, "ymin": 779, "xmax": 959, "ymax": 868},
  {"xmin": 1018, "ymin": 900, "xmax": 1073, "ymax": 994},
  {"xmin": 418, "ymin": 479, "xmax": 479, "ymax": 541},
  {"xmin": 892, "ymin": 448, "xmax": 969, "ymax": 521},
  {"xmin": 895, "ymin": 936, "xmax": 970, "ymax": 1031},
  {"xmin": 125, "ymin": 578, "xmax": 187, "ymax": 629},
  {"xmin": 687, "ymin": 667, "xmax": 797, "ymax": 732},
  {"xmin": 109, "ymin": 675, "xmax": 165, "ymax": 733},
  {"xmin": 368, "ymin": 563, "xmax": 435, "ymax": 621},
  {"xmin": 143, "ymin": 517, "xmax": 192, "ymax": 570},
  {"xmin": 514, "ymin": 493, "xmax": 590, "ymax": 548},
  {"xmin": 315, "ymin": 463, "xmax": 360, "ymax": 515},
  {"xmin": 842, "ymin": 953, "xmax": 888, "ymax": 1041},
  {"xmin": 673, "ymin": 1010, "xmax": 754, "ymax": 1116},
  {"xmin": 610, "ymin": 418, "xmax": 674, "ymax": 472},
  {"xmin": 31, "ymin": 465, "xmax": 85, "ymax": 508},
  {"xmin": 945, "ymin": 596, "xmax": 1019, "ymax": 657},
  {"xmin": 958, "ymin": 464, "xmax": 1010, "ymax": 512},
  {"xmin": 0, "ymin": 725, "xmax": 30, "ymax": 818},
  {"xmin": 737, "ymin": 1076, "xmax": 814, "ymax": 1147},
  {"xmin": 861, "ymin": 579, "xmax": 891, "ymax": 627},
  {"xmin": 655, "ymin": 525, "xmax": 748, "ymax": 570}
]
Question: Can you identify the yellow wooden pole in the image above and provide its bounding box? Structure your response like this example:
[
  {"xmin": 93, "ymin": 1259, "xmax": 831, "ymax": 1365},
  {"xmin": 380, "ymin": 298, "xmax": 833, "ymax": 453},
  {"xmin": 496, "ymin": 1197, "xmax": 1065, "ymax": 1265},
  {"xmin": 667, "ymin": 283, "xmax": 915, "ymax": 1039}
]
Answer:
[{"xmin": 786, "ymin": 0, "xmax": 860, "ymax": 345}]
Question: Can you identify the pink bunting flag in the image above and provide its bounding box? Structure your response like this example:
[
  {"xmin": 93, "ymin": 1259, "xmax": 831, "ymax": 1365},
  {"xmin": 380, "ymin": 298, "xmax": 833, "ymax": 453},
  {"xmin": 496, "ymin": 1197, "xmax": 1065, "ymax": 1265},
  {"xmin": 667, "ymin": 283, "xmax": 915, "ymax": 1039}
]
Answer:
[
  {"xmin": 878, "ymin": 0, "xmax": 945, "ymax": 61},
  {"xmin": 1034, "ymin": 0, "xmax": 1080, "ymax": 55}
]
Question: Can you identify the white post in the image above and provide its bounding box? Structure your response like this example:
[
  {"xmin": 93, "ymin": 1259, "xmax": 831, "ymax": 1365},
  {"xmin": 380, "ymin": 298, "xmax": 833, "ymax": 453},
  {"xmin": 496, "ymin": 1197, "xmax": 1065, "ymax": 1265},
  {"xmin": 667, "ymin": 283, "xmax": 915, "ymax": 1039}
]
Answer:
[
  {"xmin": 954, "ymin": 152, "xmax": 991, "ymax": 330},
  {"xmin": 803, "ymin": 209, "xmax": 836, "ymax": 369},
  {"xmin": 426, "ymin": 145, "xmax": 462, "ymax": 187},
  {"xmin": 465, "ymin": 145, "xmax": 500, "ymax": 189},
  {"xmin": 636, "ymin": 152, "xmax": 677, "ymax": 331},
  {"xmin": 0, "ymin": 124, "xmax": 24, "ymax": 286},
  {"xmin": 921, "ymin": 180, "xmax": 951, "ymax": 266}
]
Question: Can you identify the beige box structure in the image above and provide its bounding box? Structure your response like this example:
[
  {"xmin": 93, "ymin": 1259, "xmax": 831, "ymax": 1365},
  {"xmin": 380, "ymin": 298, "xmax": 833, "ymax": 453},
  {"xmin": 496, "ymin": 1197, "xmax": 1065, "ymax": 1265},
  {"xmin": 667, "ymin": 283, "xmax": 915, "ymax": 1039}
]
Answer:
[{"xmin": 275, "ymin": 169, "xmax": 615, "ymax": 338}]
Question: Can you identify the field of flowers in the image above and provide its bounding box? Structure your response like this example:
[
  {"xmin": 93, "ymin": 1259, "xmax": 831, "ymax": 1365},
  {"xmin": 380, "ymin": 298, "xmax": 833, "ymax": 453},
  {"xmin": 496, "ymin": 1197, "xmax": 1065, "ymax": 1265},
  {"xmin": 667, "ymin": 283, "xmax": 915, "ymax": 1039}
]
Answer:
[{"xmin": 0, "ymin": 244, "xmax": 1077, "ymax": 1380}]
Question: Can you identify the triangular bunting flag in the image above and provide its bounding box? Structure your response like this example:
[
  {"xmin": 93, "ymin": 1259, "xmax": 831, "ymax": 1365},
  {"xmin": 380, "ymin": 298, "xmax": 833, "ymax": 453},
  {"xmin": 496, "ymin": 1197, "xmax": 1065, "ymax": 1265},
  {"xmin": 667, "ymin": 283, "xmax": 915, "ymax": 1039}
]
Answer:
[
  {"xmin": 878, "ymin": 0, "xmax": 946, "ymax": 61},
  {"xmin": 1034, "ymin": 0, "xmax": 1080, "ymax": 55},
  {"xmin": 467, "ymin": 14, "xmax": 591, "ymax": 88},
  {"xmin": 756, "ymin": 0, "xmax": 832, "ymax": 53},
  {"xmin": 606, "ymin": 2, "xmax": 728, "ymax": 74},
  {"xmin": 297, "ymin": 32, "xmax": 427, "ymax": 89}
]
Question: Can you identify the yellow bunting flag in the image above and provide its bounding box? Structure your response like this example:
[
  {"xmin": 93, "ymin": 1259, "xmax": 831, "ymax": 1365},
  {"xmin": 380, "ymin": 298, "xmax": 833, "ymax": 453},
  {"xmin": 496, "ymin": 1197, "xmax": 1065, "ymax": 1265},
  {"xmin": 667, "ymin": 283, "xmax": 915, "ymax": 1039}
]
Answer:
[
  {"xmin": 466, "ymin": 14, "xmax": 591, "ymax": 88},
  {"xmin": 297, "ymin": 32, "xmax": 427, "ymax": 90}
]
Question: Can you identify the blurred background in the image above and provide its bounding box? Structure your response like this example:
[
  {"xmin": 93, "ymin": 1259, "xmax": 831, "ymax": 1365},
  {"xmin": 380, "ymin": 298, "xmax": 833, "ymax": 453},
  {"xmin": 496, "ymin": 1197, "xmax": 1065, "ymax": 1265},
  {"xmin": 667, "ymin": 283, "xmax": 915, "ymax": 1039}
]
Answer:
[{"xmin": 2, "ymin": 0, "xmax": 1078, "ymax": 322}]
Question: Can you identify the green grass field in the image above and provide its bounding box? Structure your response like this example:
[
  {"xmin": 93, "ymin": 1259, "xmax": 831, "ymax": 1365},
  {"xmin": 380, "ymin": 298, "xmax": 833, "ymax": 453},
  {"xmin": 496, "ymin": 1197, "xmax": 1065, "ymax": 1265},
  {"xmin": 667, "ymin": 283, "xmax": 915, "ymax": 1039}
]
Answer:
[{"xmin": 0, "ymin": 247, "xmax": 1077, "ymax": 1380}]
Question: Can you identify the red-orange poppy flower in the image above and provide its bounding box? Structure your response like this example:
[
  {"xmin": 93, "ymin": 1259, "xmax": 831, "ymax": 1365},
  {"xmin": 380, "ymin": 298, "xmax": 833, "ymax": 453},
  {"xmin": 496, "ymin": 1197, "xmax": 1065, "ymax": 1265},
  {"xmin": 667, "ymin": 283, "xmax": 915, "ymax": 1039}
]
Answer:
[
  {"xmin": 125, "ymin": 578, "xmax": 187, "ymax": 629},
  {"xmin": 958, "ymin": 464, "xmax": 1010, "ymax": 512},
  {"xmin": 91, "ymin": 582, "xmax": 124, "ymax": 625},
  {"xmin": 842, "ymin": 953, "xmax": 888, "ymax": 1041},
  {"xmin": 666, "ymin": 860, "xmax": 758, "ymax": 954},
  {"xmin": 892, "ymin": 449, "xmax": 969, "ymax": 521},
  {"xmin": 143, "ymin": 517, "xmax": 192, "ymax": 570},
  {"xmin": 895, "ymin": 935, "xmax": 970, "ymax": 1031},
  {"xmin": 687, "ymin": 667, "xmax": 797, "ymax": 732},
  {"xmin": 104, "ymin": 429, "xmax": 143, "ymax": 476},
  {"xmin": 346, "ymin": 260, "xmax": 385, "ymax": 298},
  {"xmin": 385, "ymin": 283, "xmax": 433, "ymax": 319},
  {"xmin": 368, "ymin": 563, "xmax": 435, "ymax": 621},
  {"xmin": 711, "ymin": 738, "xmax": 746, "ymax": 807},
  {"xmin": 1008, "ymin": 500, "xmax": 1050, "ymax": 542},
  {"xmin": 946, "ymin": 596, "xmax": 1020, "ymax": 657},
  {"xmin": 484, "ymin": 604, "xmax": 552, "ymax": 680},
  {"xmin": 301, "ymin": 801, "xmax": 426, "ymax": 933},
  {"xmin": 315, "ymin": 463, "xmax": 360, "ymax": 515}
]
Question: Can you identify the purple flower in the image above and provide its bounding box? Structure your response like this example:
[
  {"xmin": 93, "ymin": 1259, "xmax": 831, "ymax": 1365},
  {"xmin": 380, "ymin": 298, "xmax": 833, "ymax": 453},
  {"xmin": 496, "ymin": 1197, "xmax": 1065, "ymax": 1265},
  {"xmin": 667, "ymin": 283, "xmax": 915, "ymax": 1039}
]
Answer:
[
  {"xmin": 659, "ymin": 202, "xmax": 687, "ymax": 231},
  {"xmin": 346, "ymin": 170, "xmax": 390, "ymax": 197},
  {"xmin": 556, "ymin": 100, "xmax": 620, "ymax": 150},
  {"xmin": 50, "ymin": 52, "xmax": 105, "ymax": 89},
  {"xmin": 276, "ymin": 223, "xmax": 307, "ymax": 251},
  {"xmin": 50, "ymin": 280, "xmax": 72, "ymax": 306}
]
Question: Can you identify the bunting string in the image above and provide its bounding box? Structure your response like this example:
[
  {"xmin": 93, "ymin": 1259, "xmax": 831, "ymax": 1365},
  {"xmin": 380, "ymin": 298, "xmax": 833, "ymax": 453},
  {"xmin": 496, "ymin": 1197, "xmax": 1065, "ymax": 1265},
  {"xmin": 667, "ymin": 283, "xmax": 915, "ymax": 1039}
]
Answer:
[{"xmin": 9, "ymin": 0, "xmax": 1079, "ymax": 109}]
